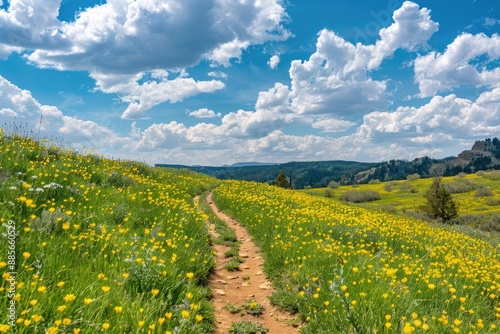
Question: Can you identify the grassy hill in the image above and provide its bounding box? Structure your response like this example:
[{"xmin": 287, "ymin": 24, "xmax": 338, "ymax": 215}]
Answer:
[
  {"xmin": 0, "ymin": 132, "xmax": 219, "ymax": 333},
  {"xmin": 2, "ymin": 131, "xmax": 500, "ymax": 333},
  {"xmin": 213, "ymin": 180, "xmax": 500, "ymax": 333},
  {"xmin": 301, "ymin": 173, "xmax": 500, "ymax": 236}
]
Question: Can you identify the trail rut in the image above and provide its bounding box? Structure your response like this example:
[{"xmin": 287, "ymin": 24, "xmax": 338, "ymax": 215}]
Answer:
[{"xmin": 204, "ymin": 192, "xmax": 300, "ymax": 334}]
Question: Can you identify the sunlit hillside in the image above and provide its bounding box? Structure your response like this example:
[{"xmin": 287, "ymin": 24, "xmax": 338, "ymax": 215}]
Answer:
[
  {"xmin": 214, "ymin": 181, "xmax": 500, "ymax": 333},
  {"xmin": 2, "ymin": 132, "xmax": 500, "ymax": 333},
  {"xmin": 0, "ymin": 132, "xmax": 218, "ymax": 333},
  {"xmin": 301, "ymin": 173, "xmax": 500, "ymax": 216}
]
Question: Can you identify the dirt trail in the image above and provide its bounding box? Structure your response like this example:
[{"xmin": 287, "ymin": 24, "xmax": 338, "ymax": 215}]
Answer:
[{"xmin": 203, "ymin": 192, "xmax": 300, "ymax": 334}]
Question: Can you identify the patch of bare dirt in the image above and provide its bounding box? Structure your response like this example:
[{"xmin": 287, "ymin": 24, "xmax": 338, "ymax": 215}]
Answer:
[{"xmin": 204, "ymin": 192, "xmax": 300, "ymax": 334}]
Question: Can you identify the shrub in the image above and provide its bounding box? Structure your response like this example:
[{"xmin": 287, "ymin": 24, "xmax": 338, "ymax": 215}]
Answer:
[
  {"xmin": 399, "ymin": 181, "xmax": 418, "ymax": 193},
  {"xmin": 368, "ymin": 179, "xmax": 381, "ymax": 184},
  {"xmin": 229, "ymin": 321, "xmax": 268, "ymax": 334},
  {"xmin": 327, "ymin": 181, "xmax": 340, "ymax": 189},
  {"xmin": 474, "ymin": 186, "xmax": 493, "ymax": 197},
  {"xmin": 486, "ymin": 198, "xmax": 500, "ymax": 206},
  {"xmin": 340, "ymin": 190, "xmax": 381, "ymax": 203},
  {"xmin": 106, "ymin": 171, "xmax": 135, "ymax": 188},
  {"xmin": 444, "ymin": 180, "xmax": 476, "ymax": 193},
  {"xmin": 449, "ymin": 213, "xmax": 500, "ymax": 232},
  {"xmin": 384, "ymin": 181, "xmax": 397, "ymax": 192},
  {"xmin": 481, "ymin": 170, "xmax": 500, "ymax": 180},
  {"xmin": 407, "ymin": 173, "xmax": 420, "ymax": 181},
  {"xmin": 454, "ymin": 172, "xmax": 467, "ymax": 179},
  {"xmin": 324, "ymin": 188, "xmax": 334, "ymax": 198}
]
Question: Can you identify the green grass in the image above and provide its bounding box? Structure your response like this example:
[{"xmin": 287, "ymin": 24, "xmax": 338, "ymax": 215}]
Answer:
[
  {"xmin": 302, "ymin": 173, "xmax": 500, "ymax": 214},
  {"xmin": 214, "ymin": 180, "xmax": 500, "ymax": 333},
  {"xmin": 3, "ymin": 130, "xmax": 500, "ymax": 333},
  {"xmin": 196, "ymin": 192, "xmax": 243, "ymax": 272},
  {"xmin": 0, "ymin": 132, "xmax": 217, "ymax": 333}
]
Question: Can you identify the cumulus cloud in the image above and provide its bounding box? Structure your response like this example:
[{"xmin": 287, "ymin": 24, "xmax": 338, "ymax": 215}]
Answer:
[
  {"xmin": 188, "ymin": 108, "xmax": 221, "ymax": 118},
  {"xmin": 0, "ymin": 0, "xmax": 290, "ymax": 117},
  {"xmin": 356, "ymin": 89, "xmax": 500, "ymax": 157},
  {"xmin": 90, "ymin": 71, "xmax": 225, "ymax": 119},
  {"xmin": 273, "ymin": 1, "xmax": 439, "ymax": 117},
  {"xmin": 311, "ymin": 118, "xmax": 356, "ymax": 133},
  {"xmin": 366, "ymin": 1, "xmax": 438, "ymax": 70},
  {"xmin": 208, "ymin": 71, "xmax": 228, "ymax": 79},
  {"xmin": 0, "ymin": 0, "xmax": 67, "ymax": 51},
  {"xmin": 18, "ymin": 0, "xmax": 290, "ymax": 72},
  {"xmin": 3, "ymin": 71, "xmax": 500, "ymax": 165},
  {"xmin": 267, "ymin": 54, "xmax": 280, "ymax": 69},
  {"xmin": 414, "ymin": 32, "xmax": 500, "ymax": 97},
  {"xmin": 0, "ymin": 75, "xmax": 131, "ymax": 151}
]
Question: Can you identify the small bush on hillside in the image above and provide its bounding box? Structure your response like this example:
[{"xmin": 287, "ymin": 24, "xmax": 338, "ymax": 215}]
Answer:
[
  {"xmin": 106, "ymin": 171, "xmax": 135, "ymax": 188},
  {"xmin": 407, "ymin": 173, "xmax": 420, "ymax": 181},
  {"xmin": 384, "ymin": 181, "xmax": 397, "ymax": 192},
  {"xmin": 449, "ymin": 213, "xmax": 500, "ymax": 232},
  {"xmin": 399, "ymin": 181, "xmax": 418, "ymax": 193},
  {"xmin": 480, "ymin": 170, "xmax": 500, "ymax": 180},
  {"xmin": 444, "ymin": 180, "xmax": 476, "ymax": 193},
  {"xmin": 340, "ymin": 190, "xmax": 381, "ymax": 203},
  {"xmin": 327, "ymin": 181, "xmax": 340, "ymax": 189},
  {"xmin": 368, "ymin": 179, "xmax": 381, "ymax": 184},
  {"xmin": 324, "ymin": 188, "xmax": 334, "ymax": 198},
  {"xmin": 486, "ymin": 198, "xmax": 500, "ymax": 206},
  {"xmin": 454, "ymin": 172, "xmax": 467, "ymax": 179},
  {"xmin": 474, "ymin": 186, "xmax": 493, "ymax": 197}
]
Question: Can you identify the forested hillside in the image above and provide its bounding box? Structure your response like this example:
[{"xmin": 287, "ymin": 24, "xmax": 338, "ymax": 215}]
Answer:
[{"xmin": 158, "ymin": 138, "xmax": 500, "ymax": 188}]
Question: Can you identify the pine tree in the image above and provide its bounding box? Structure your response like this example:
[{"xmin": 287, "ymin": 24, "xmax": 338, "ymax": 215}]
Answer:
[
  {"xmin": 275, "ymin": 170, "xmax": 290, "ymax": 189},
  {"xmin": 421, "ymin": 177, "xmax": 458, "ymax": 223}
]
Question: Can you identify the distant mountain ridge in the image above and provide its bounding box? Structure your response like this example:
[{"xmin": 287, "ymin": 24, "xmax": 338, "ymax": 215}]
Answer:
[
  {"xmin": 156, "ymin": 138, "xmax": 500, "ymax": 188},
  {"xmin": 230, "ymin": 162, "xmax": 276, "ymax": 167}
]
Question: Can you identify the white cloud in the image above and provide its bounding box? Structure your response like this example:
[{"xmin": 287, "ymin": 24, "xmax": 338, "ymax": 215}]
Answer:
[
  {"xmin": 267, "ymin": 54, "xmax": 280, "ymax": 69},
  {"xmin": 414, "ymin": 32, "xmax": 500, "ymax": 97},
  {"xmin": 356, "ymin": 90, "xmax": 500, "ymax": 155},
  {"xmin": 18, "ymin": 0, "xmax": 290, "ymax": 72},
  {"xmin": 3, "ymin": 71, "xmax": 500, "ymax": 166},
  {"xmin": 484, "ymin": 17, "xmax": 500, "ymax": 27},
  {"xmin": 311, "ymin": 118, "xmax": 356, "ymax": 133},
  {"xmin": 0, "ymin": 75, "xmax": 132, "ymax": 151},
  {"xmin": 188, "ymin": 108, "xmax": 221, "ymax": 118},
  {"xmin": 273, "ymin": 1, "xmax": 438, "ymax": 117},
  {"xmin": 0, "ymin": 0, "xmax": 66, "ymax": 51},
  {"xmin": 208, "ymin": 71, "xmax": 228, "ymax": 79},
  {"xmin": 0, "ymin": 108, "xmax": 17, "ymax": 116},
  {"xmin": 0, "ymin": 0, "xmax": 290, "ymax": 117},
  {"xmin": 90, "ymin": 71, "xmax": 225, "ymax": 119},
  {"xmin": 366, "ymin": 1, "xmax": 438, "ymax": 70}
]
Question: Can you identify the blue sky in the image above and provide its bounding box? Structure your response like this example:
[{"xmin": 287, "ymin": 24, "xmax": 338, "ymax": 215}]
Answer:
[{"xmin": 0, "ymin": 0, "xmax": 499, "ymax": 165}]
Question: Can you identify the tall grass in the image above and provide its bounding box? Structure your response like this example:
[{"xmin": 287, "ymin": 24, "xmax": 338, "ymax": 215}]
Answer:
[{"xmin": 0, "ymin": 131, "xmax": 217, "ymax": 333}]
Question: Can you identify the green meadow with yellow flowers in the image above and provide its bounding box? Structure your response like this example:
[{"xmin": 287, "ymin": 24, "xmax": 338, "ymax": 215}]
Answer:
[
  {"xmin": 1, "ymin": 131, "xmax": 500, "ymax": 333},
  {"xmin": 0, "ymin": 132, "xmax": 218, "ymax": 333}
]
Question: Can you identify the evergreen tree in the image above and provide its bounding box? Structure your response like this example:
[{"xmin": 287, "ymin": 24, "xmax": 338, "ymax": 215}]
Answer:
[
  {"xmin": 275, "ymin": 170, "xmax": 290, "ymax": 189},
  {"xmin": 421, "ymin": 177, "xmax": 458, "ymax": 223}
]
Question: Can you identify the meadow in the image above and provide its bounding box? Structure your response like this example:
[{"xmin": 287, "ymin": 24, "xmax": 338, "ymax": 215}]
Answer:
[
  {"xmin": 0, "ymin": 132, "xmax": 219, "ymax": 333},
  {"xmin": 214, "ymin": 181, "xmax": 500, "ymax": 333},
  {"xmin": 302, "ymin": 174, "xmax": 500, "ymax": 241},
  {"xmin": 1, "ymin": 130, "xmax": 500, "ymax": 333},
  {"xmin": 301, "ymin": 173, "xmax": 500, "ymax": 216}
]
